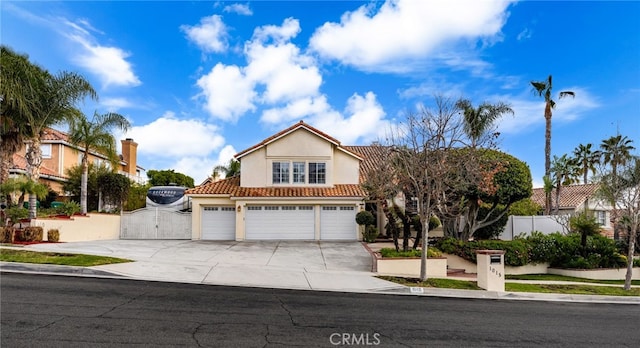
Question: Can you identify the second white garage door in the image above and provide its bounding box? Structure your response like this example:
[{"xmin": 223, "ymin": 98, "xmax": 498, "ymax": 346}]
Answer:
[
  {"xmin": 201, "ymin": 206, "xmax": 236, "ymax": 240},
  {"xmin": 320, "ymin": 206, "xmax": 357, "ymax": 240},
  {"xmin": 245, "ymin": 205, "xmax": 315, "ymax": 240}
]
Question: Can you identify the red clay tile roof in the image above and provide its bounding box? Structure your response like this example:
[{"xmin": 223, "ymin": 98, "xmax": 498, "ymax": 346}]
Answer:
[
  {"xmin": 186, "ymin": 176, "xmax": 366, "ymax": 198},
  {"xmin": 10, "ymin": 153, "xmax": 64, "ymax": 179},
  {"xmin": 343, "ymin": 145, "xmax": 390, "ymax": 182},
  {"xmin": 41, "ymin": 128, "xmax": 70, "ymax": 142},
  {"xmin": 235, "ymin": 121, "xmax": 350, "ymax": 159},
  {"xmin": 532, "ymin": 183, "xmax": 600, "ymax": 209}
]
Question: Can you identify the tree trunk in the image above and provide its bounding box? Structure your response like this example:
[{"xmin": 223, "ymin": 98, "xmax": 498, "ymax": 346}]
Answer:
[
  {"xmin": 624, "ymin": 225, "xmax": 637, "ymax": 291},
  {"xmin": 25, "ymin": 138, "xmax": 42, "ymax": 219},
  {"xmin": 544, "ymin": 104, "xmax": 552, "ymax": 215},
  {"xmin": 554, "ymin": 186, "xmax": 561, "ymax": 215},
  {"xmin": 412, "ymin": 217, "xmax": 423, "ymax": 250},
  {"xmin": 419, "ymin": 213, "xmax": 429, "ymax": 281},
  {"xmin": 81, "ymin": 156, "xmax": 89, "ymax": 215}
]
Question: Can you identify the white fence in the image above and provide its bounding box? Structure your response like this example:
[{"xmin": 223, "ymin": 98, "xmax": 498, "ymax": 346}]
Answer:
[
  {"xmin": 120, "ymin": 208, "xmax": 191, "ymax": 239},
  {"xmin": 500, "ymin": 215, "xmax": 570, "ymax": 240}
]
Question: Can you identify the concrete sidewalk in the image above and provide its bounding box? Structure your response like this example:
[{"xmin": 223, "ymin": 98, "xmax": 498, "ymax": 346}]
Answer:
[{"xmin": 1, "ymin": 240, "xmax": 639, "ymax": 304}]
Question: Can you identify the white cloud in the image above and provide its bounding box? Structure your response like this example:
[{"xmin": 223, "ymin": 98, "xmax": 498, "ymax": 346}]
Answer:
[
  {"xmin": 517, "ymin": 28, "xmax": 532, "ymax": 41},
  {"xmin": 63, "ymin": 21, "xmax": 141, "ymax": 88},
  {"xmin": 196, "ymin": 63, "xmax": 256, "ymax": 122},
  {"xmin": 101, "ymin": 97, "xmax": 135, "ymax": 111},
  {"xmin": 252, "ymin": 17, "xmax": 301, "ymax": 43},
  {"xmin": 181, "ymin": 14, "xmax": 228, "ymax": 53},
  {"xmin": 309, "ymin": 0, "xmax": 513, "ymax": 71},
  {"xmin": 223, "ymin": 3, "xmax": 253, "ymax": 16},
  {"xmin": 124, "ymin": 112, "xmax": 225, "ymax": 158}
]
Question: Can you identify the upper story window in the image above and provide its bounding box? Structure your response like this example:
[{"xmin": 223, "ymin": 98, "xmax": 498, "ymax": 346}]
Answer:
[
  {"xmin": 293, "ymin": 162, "xmax": 305, "ymax": 184},
  {"xmin": 595, "ymin": 211, "xmax": 607, "ymax": 226},
  {"xmin": 309, "ymin": 162, "xmax": 326, "ymax": 184},
  {"xmin": 40, "ymin": 144, "xmax": 52, "ymax": 159},
  {"xmin": 272, "ymin": 161, "xmax": 326, "ymax": 185},
  {"xmin": 272, "ymin": 162, "xmax": 290, "ymax": 184}
]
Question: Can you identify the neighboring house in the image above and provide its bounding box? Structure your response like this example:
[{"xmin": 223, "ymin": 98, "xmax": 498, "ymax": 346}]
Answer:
[
  {"xmin": 186, "ymin": 121, "xmax": 373, "ymax": 241},
  {"xmin": 9, "ymin": 127, "xmax": 146, "ymax": 197},
  {"xmin": 530, "ymin": 183, "xmax": 614, "ymax": 236}
]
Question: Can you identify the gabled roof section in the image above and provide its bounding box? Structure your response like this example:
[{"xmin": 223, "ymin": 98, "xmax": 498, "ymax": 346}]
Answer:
[
  {"xmin": 41, "ymin": 127, "xmax": 70, "ymax": 142},
  {"xmin": 186, "ymin": 176, "xmax": 366, "ymax": 198},
  {"xmin": 532, "ymin": 183, "xmax": 601, "ymax": 209},
  {"xmin": 10, "ymin": 153, "xmax": 65, "ymax": 180},
  {"xmin": 343, "ymin": 145, "xmax": 391, "ymax": 182},
  {"xmin": 234, "ymin": 120, "xmax": 361, "ymax": 160}
]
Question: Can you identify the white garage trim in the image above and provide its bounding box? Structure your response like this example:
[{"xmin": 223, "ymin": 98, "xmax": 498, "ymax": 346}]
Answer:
[
  {"xmin": 201, "ymin": 206, "xmax": 236, "ymax": 240},
  {"xmin": 245, "ymin": 205, "xmax": 315, "ymax": 240},
  {"xmin": 320, "ymin": 205, "xmax": 357, "ymax": 240}
]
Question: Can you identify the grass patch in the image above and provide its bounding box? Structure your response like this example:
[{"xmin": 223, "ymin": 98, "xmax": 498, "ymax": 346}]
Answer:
[
  {"xmin": 0, "ymin": 249, "xmax": 132, "ymax": 267},
  {"xmin": 378, "ymin": 276, "xmax": 482, "ymax": 290},
  {"xmin": 379, "ymin": 276, "xmax": 640, "ymax": 296},
  {"xmin": 506, "ymin": 274, "xmax": 640, "ymax": 286},
  {"xmin": 505, "ymin": 283, "xmax": 640, "ymax": 296}
]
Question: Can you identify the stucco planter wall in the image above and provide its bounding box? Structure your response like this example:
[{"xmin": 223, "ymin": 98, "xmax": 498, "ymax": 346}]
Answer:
[
  {"xmin": 32, "ymin": 213, "xmax": 120, "ymax": 242},
  {"xmin": 376, "ymin": 257, "xmax": 448, "ymax": 278},
  {"xmin": 548, "ymin": 267, "xmax": 640, "ymax": 281},
  {"xmin": 444, "ymin": 254, "xmax": 550, "ymax": 275}
]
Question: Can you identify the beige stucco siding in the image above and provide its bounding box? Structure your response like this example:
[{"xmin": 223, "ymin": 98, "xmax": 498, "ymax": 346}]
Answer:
[
  {"xmin": 240, "ymin": 148, "xmax": 268, "ymax": 187},
  {"xmin": 332, "ymin": 150, "xmax": 360, "ymax": 184},
  {"xmin": 190, "ymin": 196, "xmax": 236, "ymax": 239},
  {"xmin": 265, "ymin": 129, "xmax": 333, "ymax": 158}
]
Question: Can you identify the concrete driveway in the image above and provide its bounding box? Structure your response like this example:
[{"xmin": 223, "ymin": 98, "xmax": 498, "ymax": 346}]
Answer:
[{"xmin": 24, "ymin": 240, "xmax": 401, "ymax": 292}]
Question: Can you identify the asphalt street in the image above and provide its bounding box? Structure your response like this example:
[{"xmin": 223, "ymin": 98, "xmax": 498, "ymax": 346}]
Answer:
[{"xmin": 2, "ymin": 273, "xmax": 639, "ymax": 347}]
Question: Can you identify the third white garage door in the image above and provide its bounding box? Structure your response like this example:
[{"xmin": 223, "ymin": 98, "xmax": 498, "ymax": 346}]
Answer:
[
  {"xmin": 245, "ymin": 205, "xmax": 315, "ymax": 240},
  {"xmin": 320, "ymin": 206, "xmax": 357, "ymax": 240},
  {"xmin": 201, "ymin": 206, "xmax": 236, "ymax": 240}
]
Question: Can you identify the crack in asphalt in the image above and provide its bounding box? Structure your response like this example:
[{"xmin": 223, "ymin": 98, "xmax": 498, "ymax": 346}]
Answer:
[
  {"xmin": 276, "ymin": 294, "xmax": 298, "ymax": 327},
  {"xmin": 18, "ymin": 315, "xmax": 66, "ymax": 335},
  {"xmin": 191, "ymin": 323, "xmax": 205, "ymax": 347},
  {"xmin": 98, "ymin": 290, "xmax": 150, "ymax": 318}
]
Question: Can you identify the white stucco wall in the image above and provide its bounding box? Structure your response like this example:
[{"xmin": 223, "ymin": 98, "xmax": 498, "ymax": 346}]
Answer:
[{"xmin": 333, "ymin": 149, "xmax": 360, "ymax": 184}]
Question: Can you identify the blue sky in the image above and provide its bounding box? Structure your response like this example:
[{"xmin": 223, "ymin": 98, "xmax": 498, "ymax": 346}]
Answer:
[{"xmin": 2, "ymin": 0, "xmax": 639, "ymax": 186}]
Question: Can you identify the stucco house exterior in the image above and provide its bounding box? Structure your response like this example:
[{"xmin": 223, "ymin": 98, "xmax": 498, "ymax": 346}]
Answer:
[
  {"xmin": 186, "ymin": 121, "xmax": 371, "ymax": 241},
  {"xmin": 10, "ymin": 127, "xmax": 146, "ymax": 197}
]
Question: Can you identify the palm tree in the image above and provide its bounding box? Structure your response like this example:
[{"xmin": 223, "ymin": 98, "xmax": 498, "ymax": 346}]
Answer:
[
  {"xmin": 549, "ymin": 154, "xmax": 580, "ymax": 215},
  {"xmin": 68, "ymin": 112, "xmax": 131, "ymax": 214},
  {"xmin": 455, "ymin": 99, "xmax": 514, "ymax": 148},
  {"xmin": 600, "ymin": 134, "xmax": 635, "ymax": 179},
  {"xmin": 212, "ymin": 159, "xmax": 241, "ymax": 179},
  {"xmin": 22, "ymin": 70, "xmax": 97, "ymax": 218},
  {"xmin": 573, "ymin": 143, "xmax": 601, "ymax": 184},
  {"xmin": 0, "ymin": 46, "xmax": 45, "ymax": 192},
  {"xmin": 531, "ymin": 75, "xmax": 575, "ymax": 214}
]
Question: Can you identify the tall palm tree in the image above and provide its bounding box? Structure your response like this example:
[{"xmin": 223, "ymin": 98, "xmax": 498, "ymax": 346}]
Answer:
[
  {"xmin": 600, "ymin": 134, "xmax": 635, "ymax": 179},
  {"xmin": 0, "ymin": 46, "xmax": 45, "ymax": 192},
  {"xmin": 573, "ymin": 143, "xmax": 601, "ymax": 184},
  {"xmin": 455, "ymin": 99, "xmax": 514, "ymax": 148},
  {"xmin": 212, "ymin": 159, "xmax": 241, "ymax": 179},
  {"xmin": 549, "ymin": 154, "xmax": 580, "ymax": 215},
  {"xmin": 22, "ymin": 70, "xmax": 97, "ymax": 218},
  {"xmin": 531, "ymin": 75, "xmax": 575, "ymax": 214},
  {"xmin": 68, "ymin": 112, "xmax": 131, "ymax": 214}
]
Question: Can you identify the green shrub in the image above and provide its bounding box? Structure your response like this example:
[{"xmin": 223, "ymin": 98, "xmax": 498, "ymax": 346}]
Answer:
[
  {"xmin": 6, "ymin": 206, "xmax": 29, "ymax": 225},
  {"xmin": 47, "ymin": 229, "xmax": 60, "ymax": 242},
  {"xmin": 19, "ymin": 226, "xmax": 43, "ymax": 242},
  {"xmin": 379, "ymin": 247, "xmax": 442, "ymax": 258},
  {"xmin": 634, "ymin": 258, "xmax": 640, "ymax": 267},
  {"xmin": 363, "ymin": 226, "xmax": 379, "ymax": 243},
  {"xmin": 355, "ymin": 211, "xmax": 375, "ymax": 227},
  {"xmin": 59, "ymin": 201, "xmax": 80, "ymax": 216}
]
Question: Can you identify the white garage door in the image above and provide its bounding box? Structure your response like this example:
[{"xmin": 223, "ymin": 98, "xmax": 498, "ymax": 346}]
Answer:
[
  {"xmin": 245, "ymin": 205, "xmax": 315, "ymax": 240},
  {"xmin": 320, "ymin": 206, "xmax": 357, "ymax": 240},
  {"xmin": 201, "ymin": 206, "xmax": 236, "ymax": 240}
]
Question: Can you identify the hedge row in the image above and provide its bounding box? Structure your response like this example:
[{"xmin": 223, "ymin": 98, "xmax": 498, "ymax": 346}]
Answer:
[{"xmin": 434, "ymin": 232, "xmax": 628, "ymax": 269}]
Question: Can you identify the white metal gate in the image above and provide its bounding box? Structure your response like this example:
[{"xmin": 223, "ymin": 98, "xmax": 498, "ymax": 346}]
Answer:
[{"xmin": 121, "ymin": 208, "xmax": 192, "ymax": 239}]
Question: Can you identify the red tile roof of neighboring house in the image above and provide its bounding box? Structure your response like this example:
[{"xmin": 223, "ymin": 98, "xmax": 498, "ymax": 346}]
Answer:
[
  {"xmin": 234, "ymin": 121, "xmax": 361, "ymax": 160},
  {"xmin": 343, "ymin": 145, "xmax": 390, "ymax": 182},
  {"xmin": 532, "ymin": 183, "xmax": 600, "ymax": 210},
  {"xmin": 186, "ymin": 176, "xmax": 366, "ymax": 198},
  {"xmin": 41, "ymin": 128, "xmax": 70, "ymax": 142},
  {"xmin": 11, "ymin": 153, "xmax": 64, "ymax": 179}
]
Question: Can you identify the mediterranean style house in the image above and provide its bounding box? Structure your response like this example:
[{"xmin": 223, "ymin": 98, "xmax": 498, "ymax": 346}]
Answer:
[
  {"xmin": 186, "ymin": 121, "xmax": 380, "ymax": 241},
  {"xmin": 531, "ymin": 184, "xmax": 614, "ymax": 236},
  {"xmin": 10, "ymin": 127, "xmax": 146, "ymax": 197}
]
